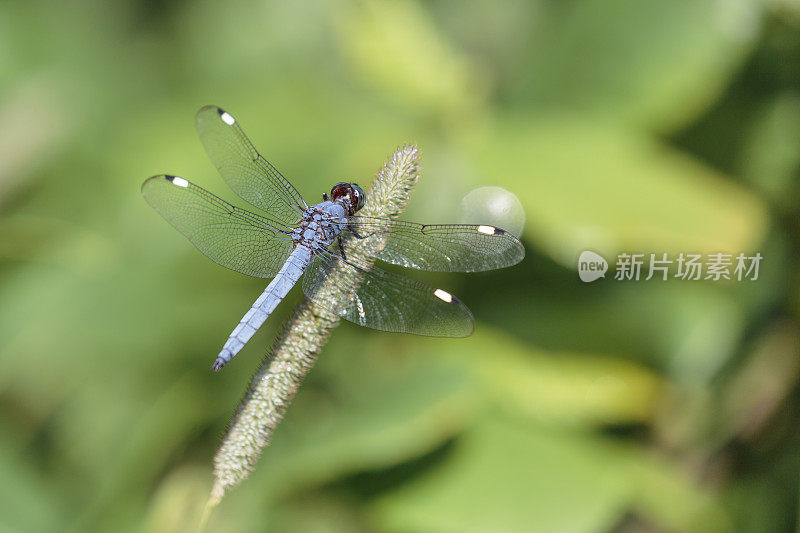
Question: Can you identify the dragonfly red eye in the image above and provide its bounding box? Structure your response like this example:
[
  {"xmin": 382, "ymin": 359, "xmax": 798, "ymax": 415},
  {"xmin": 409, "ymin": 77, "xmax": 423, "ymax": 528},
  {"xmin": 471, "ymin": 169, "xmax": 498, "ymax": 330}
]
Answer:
[{"xmin": 330, "ymin": 182, "xmax": 350, "ymax": 201}]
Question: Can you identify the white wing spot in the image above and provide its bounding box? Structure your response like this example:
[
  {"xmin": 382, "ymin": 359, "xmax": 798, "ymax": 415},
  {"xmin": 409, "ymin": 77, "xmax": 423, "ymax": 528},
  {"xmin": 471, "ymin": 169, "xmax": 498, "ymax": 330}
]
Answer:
[
  {"xmin": 355, "ymin": 295, "xmax": 366, "ymax": 324},
  {"xmin": 477, "ymin": 225, "xmax": 496, "ymax": 235},
  {"xmin": 220, "ymin": 112, "xmax": 236, "ymax": 125},
  {"xmin": 434, "ymin": 288, "xmax": 453, "ymax": 303},
  {"xmin": 171, "ymin": 177, "xmax": 189, "ymax": 187}
]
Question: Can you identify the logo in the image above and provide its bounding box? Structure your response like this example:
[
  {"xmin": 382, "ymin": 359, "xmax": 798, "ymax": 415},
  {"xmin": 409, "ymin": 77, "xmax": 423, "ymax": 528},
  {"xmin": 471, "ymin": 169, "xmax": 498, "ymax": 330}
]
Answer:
[
  {"xmin": 578, "ymin": 250, "xmax": 608, "ymax": 283},
  {"xmin": 577, "ymin": 251, "xmax": 762, "ymax": 283}
]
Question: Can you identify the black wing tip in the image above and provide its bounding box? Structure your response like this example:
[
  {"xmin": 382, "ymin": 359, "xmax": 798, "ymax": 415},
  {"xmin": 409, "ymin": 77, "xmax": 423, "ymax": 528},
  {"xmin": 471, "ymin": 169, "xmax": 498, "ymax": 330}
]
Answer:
[
  {"xmin": 475, "ymin": 224, "xmax": 507, "ymax": 236},
  {"xmin": 142, "ymin": 174, "xmax": 193, "ymax": 194},
  {"xmin": 205, "ymin": 105, "xmax": 231, "ymax": 119},
  {"xmin": 479, "ymin": 224, "xmax": 525, "ymax": 268},
  {"xmin": 198, "ymin": 104, "xmax": 222, "ymax": 113},
  {"xmin": 431, "ymin": 289, "xmax": 475, "ymax": 337},
  {"xmin": 196, "ymin": 105, "xmax": 229, "ymax": 125},
  {"xmin": 200, "ymin": 106, "xmax": 236, "ymax": 126}
]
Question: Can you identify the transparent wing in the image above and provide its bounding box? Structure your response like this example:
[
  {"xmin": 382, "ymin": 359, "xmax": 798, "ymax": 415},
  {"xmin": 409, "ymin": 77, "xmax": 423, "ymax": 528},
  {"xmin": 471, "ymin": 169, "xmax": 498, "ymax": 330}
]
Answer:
[
  {"xmin": 142, "ymin": 175, "xmax": 294, "ymax": 278},
  {"xmin": 195, "ymin": 105, "xmax": 307, "ymax": 224},
  {"xmin": 345, "ymin": 217, "xmax": 525, "ymax": 272},
  {"xmin": 302, "ymin": 249, "xmax": 474, "ymax": 337}
]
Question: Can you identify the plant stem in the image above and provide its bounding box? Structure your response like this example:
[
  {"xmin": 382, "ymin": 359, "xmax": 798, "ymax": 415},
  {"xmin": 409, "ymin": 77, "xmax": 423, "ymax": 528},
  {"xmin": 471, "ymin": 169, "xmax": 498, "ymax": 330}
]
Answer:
[{"xmin": 207, "ymin": 145, "xmax": 420, "ymax": 509}]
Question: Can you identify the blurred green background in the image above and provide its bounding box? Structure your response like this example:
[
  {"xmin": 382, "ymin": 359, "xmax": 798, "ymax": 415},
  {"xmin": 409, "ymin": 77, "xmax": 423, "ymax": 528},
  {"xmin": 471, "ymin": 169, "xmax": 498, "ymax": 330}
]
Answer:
[{"xmin": 2, "ymin": 0, "xmax": 799, "ymax": 531}]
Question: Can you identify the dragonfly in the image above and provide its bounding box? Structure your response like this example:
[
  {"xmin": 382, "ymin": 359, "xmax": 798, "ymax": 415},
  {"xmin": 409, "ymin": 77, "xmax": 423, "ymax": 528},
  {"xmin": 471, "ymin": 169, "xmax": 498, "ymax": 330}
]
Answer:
[{"xmin": 142, "ymin": 106, "xmax": 525, "ymax": 371}]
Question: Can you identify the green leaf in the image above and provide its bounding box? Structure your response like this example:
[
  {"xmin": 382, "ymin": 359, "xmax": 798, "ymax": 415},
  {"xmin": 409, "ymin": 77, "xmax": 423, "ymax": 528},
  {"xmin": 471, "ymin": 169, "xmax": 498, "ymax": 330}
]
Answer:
[
  {"xmin": 335, "ymin": 0, "xmax": 483, "ymax": 116},
  {"xmin": 740, "ymin": 93, "xmax": 800, "ymax": 209},
  {"xmin": 371, "ymin": 415, "xmax": 729, "ymax": 533},
  {"xmin": 426, "ymin": 327, "xmax": 663, "ymax": 426}
]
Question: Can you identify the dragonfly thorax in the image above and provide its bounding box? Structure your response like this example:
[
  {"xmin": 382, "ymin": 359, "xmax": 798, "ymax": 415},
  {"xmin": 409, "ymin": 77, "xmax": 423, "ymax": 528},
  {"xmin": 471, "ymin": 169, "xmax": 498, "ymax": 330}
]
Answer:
[{"xmin": 291, "ymin": 202, "xmax": 348, "ymax": 249}]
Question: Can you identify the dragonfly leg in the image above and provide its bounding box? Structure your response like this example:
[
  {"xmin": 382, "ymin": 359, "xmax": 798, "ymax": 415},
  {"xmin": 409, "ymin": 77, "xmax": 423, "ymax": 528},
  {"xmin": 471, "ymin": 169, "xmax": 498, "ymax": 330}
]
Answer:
[
  {"xmin": 322, "ymin": 192, "xmax": 329, "ymax": 201},
  {"xmin": 338, "ymin": 236, "xmax": 347, "ymax": 261}
]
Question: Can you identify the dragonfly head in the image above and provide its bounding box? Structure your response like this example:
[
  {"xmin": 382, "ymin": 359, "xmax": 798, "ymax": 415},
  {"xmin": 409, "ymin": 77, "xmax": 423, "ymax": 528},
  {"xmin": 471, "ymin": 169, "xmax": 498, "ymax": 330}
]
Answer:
[{"xmin": 331, "ymin": 182, "xmax": 366, "ymax": 214}]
